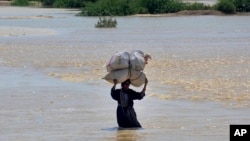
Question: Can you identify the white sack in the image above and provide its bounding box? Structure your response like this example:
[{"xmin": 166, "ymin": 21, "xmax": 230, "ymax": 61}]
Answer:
[
  {"xmin": 103, "ymin": 69, "xmax": 129, "ymax": 84},
  {"xmin": 103, "ymin": 68, "xmax": 146, "ymax": 87},
  {"xmin": 106, "ymin": 52, "xmax": 130, "ymax": 72},
  {"xmin": 130, "ymin": 69, "xmax": 146, "ymax": 87},
  {"xmin": 129, "ymin": 50, "xmax": 145, "ymax": 71},
  {"xmin": 106, "ymin": 50, "xmax": 147, "ymax": 72}
]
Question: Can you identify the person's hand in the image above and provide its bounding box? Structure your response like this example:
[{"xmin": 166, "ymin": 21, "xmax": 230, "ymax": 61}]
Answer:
[
  {"xmin": 142, "ymin": 78, "xmax": 148, "ymax": 94},
  {"xmin": 113, "ymin": 79, "xmax": 118, "ymax": 85},
  {"xmin": 145, "ymin": 78, "xmax": 148, "ymax": 84}
]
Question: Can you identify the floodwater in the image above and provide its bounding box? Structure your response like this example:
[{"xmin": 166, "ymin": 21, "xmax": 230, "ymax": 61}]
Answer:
[{"xmin": 0, "ymin": 7, "xmax": 249, "ymax": 141}]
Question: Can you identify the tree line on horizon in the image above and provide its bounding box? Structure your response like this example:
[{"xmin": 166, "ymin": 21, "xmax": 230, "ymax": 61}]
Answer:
[{"xmin": 12, "ymin": 0, "xmax": 250, "ymax": 15}]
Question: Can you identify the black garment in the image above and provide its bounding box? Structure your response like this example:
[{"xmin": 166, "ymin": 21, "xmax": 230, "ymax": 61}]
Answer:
[{"xmin": 111, "ymin": 87, "xmax": 144, "ymax": 128}]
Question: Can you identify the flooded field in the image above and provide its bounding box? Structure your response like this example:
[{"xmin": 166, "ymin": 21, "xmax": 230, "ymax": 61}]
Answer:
[{"xmin": 0, "ymin": 6, "xmax": 249, "ymax": 141}]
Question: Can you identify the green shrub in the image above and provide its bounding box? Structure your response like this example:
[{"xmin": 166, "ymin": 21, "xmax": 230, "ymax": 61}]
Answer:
[
  {"xmin": 11, "ymin": 0, "xmax": 30, "ymax": 6},
  {"xmin": 38, "ymin": 0, "xmax": 250, "ymax": 14},
  {"xmin": 162, "ymin": 0, "xmax": 184, "ymax": 13},
  {"xmin": 53, "ymin": 0, "xmax": 67, "ymax": 7},
  {"xmin": 95, "ymin": 16, "xmax": 117, "ymax": 28},
  {"xmin": 127, "ymin": 0, "xmax": 147, "ymax": 14},
  {"xmin": 41, "ymin": 0, "xmax": 96, "ymax": 8},
  {"xmin": 40, "ymin": 0, "xmax": 55, "ymax": 7},
  {"xmin": 52, "ymin": 0, "xmax": 85, "ymax": 8},
  {"xmin": 185, "ymin": 2, "xmax": 211, "ymax": 10},
  {"xmin": 141, "ymin": 0, "xmax": 184, "ymax": 14},
  {"xmin": 215, "ymin": 0, "xmax": 236, "ymax": 14},
  {"xmin": 232, "ymin": 0, "xmax": 250, "ymax": 12},
  {"xmin": 82, "ymin": 0, "xmax": 134, "ymax": 16},
  {"xmin": 81, "ymin": 0, "xmax": 186, "ymax": 15}
]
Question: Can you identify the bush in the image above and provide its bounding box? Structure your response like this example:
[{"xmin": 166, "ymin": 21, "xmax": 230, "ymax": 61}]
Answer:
[
  {"xmin": 142, "ymin": 0, "xmax": 184, "ymax": 14},
  {"xmin": 81, "ymin": 0, "xmax": 134, "ymax": 16},
  {"xmin": 81, "ymin": 0, "xmax": 186, "ymax": 15},
  {"xmin": 11, "ymin": 0, "xmax": 30, "ymax": 6},
  {"xmin": 127, "ymin": 0, "xmax": 148, "ymax": 14},
  {"xmin": 41, "ymin": 0, "xmax": 56, "ymax": 7},
  {"xmin": 162, "ymin": 0, "xmax": 184, "ymax": 13},
  {"xmin": 95, "ymin": 16, "xmax": 117, "ymax": 28},
  {"xmin": 53, "ymin": 0, "xmax": 85, "ymax": 8},
  {"xmin": 215, "ymin": 0, "xmax": 236, "ymax": 14},
  {"xmin": 39, "ymin": 0, "xmax": 249, "ymax": 14},
  {"xmin": 41, "ymin": 0, "xmax": 96, "ymax": 8},
  {"xmin": 232, "ymin": 0, "xmax": 250, "ymax": 12},
  {"xmin": 185, "ymin": 2, "xmax": 211, "ymax": 10}
]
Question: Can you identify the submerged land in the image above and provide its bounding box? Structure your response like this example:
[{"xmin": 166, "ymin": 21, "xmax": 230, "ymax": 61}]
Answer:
[{"xmin": 1, "ymin": 6, "xmax": 250, "ymax": 141}]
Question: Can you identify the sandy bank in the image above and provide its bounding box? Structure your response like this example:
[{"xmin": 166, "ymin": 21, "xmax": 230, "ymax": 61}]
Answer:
[
  {"xmin": 0, "ymin": 1, "xmax": 10, "ymax": 6},
  {"xmin": 0, "ymin": 15, "xmax": 54, "ymax": 19},
  {"xmin": 134, "ymin": 10, "xmax": 250, "ymax": 17},
  {"xmin": 0, "ymin": 27, "xmax": 56, "ymax": 37}
]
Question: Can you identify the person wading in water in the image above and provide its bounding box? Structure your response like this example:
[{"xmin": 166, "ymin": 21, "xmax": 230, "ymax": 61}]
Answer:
[{"xmin": 111, "ymin": 78, "xmax": 148, "ymax": 128}]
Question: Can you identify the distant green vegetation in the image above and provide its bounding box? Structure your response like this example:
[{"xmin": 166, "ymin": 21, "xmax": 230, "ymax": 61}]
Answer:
[
  {"xmin": 40, "ymin": 0, "xmax": 95, "ymax": 8},
  {"xmin": 214, "ymin": 0, "xmax": 250, "ymax": 14},
  {"xmin": 231, "ymin": 0, "xmax": 250, "ymax": 12},
  {"xmin": 184, "ymin": 2, "xmax": 211, "ymax": 10},
  {"xmin": 215, "ymin": 0, "xmax": 236, "ymax": 14},
  {"xmin": 11, "ymin": 0, "xmax": 30, "ymax": 6},
  {"xmin": 80, "ymin": 0, "xmax": 215, "ymax": 16},
  {"xmin": 12, "ymin": 0, "xmax": 250, "ymax": 15},
  {"xmin": 79, "ymin": 0, "xmax": 250, "ymax": 16}
]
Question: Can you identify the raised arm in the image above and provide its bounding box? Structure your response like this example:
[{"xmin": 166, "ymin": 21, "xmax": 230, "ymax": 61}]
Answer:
[
  {"xmin": 111, "ymin": 79, "xmax": 118, "ymax": 100},
  {"xmin": 141, "ymin": 78, "xmax": 148, "ymax": 92},
  {"xmin": 112, "ymin": 79, "xmax": 117, "ymax": 90},
  {"xmin": 140, "ymin": 78, "xmax": 148, "ymax": 97}
]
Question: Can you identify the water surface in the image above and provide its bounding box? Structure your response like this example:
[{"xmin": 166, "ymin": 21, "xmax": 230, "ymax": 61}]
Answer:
[{"xmin": 0, "ymin": 7, "xmax": 249, "ymax": 141}]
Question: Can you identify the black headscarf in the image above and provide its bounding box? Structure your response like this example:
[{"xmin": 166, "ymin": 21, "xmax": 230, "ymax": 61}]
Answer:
[{"xmin": 121, "ymin": 79, "xmax": 131, "ymax": 87}]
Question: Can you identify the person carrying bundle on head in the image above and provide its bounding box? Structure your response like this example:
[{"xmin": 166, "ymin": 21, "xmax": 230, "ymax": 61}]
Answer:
[{"xmin": 111, "ymin": 78, "xmax": 148, "ymax": 128}]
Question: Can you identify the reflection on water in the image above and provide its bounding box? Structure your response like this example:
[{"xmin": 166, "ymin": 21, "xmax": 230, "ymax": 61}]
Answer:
[
  {"xmin": 116, "ymin": 130, "xmax": 139, "ymax": 141},
  {"xmin": 103, "ymin": 127, "xmax": 143, "ymax": 141},
  {"xmin": 0, "ymin": 44, "xmax": 248, "ymax": 107},
  {"xmin": 146, "ymin": 55, "xmax": 250, "ymax": 107}
]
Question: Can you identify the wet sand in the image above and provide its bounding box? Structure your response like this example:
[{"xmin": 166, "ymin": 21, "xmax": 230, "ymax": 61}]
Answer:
[
  {"xmin": 0, "ymin": 26, "xmax": 56, "ymax": 37},
  {"xmin": 0, "ymin": 6, "xmax": 250, "ymax": 141}
]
